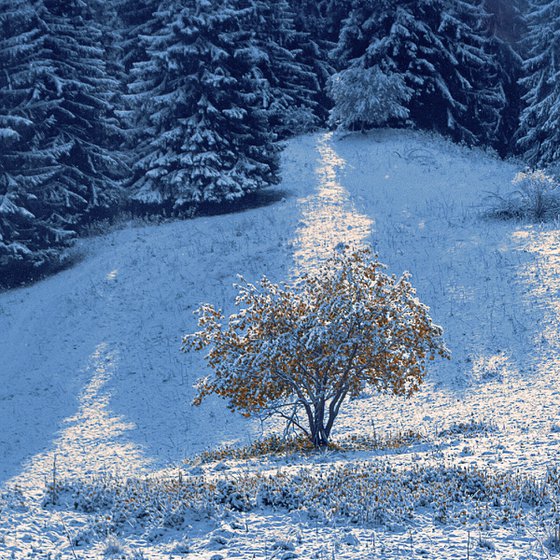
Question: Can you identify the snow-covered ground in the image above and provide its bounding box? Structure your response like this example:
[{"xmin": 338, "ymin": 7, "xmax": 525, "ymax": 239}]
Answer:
[{"xmin": 1, "ymin": 130, "xmax": 560, "ymax": 559}]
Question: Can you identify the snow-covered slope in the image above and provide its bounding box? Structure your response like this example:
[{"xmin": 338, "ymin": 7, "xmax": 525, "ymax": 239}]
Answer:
[{"xmin": 1, "ymin": 130, "xmax": 559, "ymax": 559}]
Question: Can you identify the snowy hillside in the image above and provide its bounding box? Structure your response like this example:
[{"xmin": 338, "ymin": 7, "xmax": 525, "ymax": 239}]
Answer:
[{"xmin": 2, "ymin": 131, "xmax": 560, "ymax": 559}]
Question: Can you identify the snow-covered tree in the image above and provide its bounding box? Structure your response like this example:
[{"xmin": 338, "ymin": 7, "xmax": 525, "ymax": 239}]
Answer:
[
  {"xmin": 484, "ymin": 0, "xmax": 528, "ymax": 43},
  {"xmin": 0, "ymin": 0, "xmax": 69, "ymax": 284},
  {"xmin": 482, "ymin": 0, "xmax": 527, "ymax": 155},
  {"xmin": 38, "ymin": 0, "xmax": 127, "ymax": 224},
  {"xmin": 328, "ymin": 65, "xmax": 412, "ymax": 130},
  {"xmin": 290, "ymin": 0, "xmax": 353, "ymax": 44},
  {"xmin": 288, "ymin": 0, "xmax": 353, "ymax": 123},
  {"xmin": 116, "ymin": 0, "xmax": 161, "ymax": 73},
  {"xmin": 0, "ymin": 0, "xmax": 127, "ymax": 285},
  {"xmin": 517, "ymin": 0, "xmax": 560, "ymax": 166},
  {"xmin": 249, "ymin": 0, "xmax": 320, "ymax": 137},
  {"xmin": 318, "ymin": 0, "xmax": 354, "ymax": 43},
  {"xmin": 444, "ymin": 0, "xmax": 506, "ymax": 147},
  {"xmin": 330, "ymin": 0, "xmax": 505, "ymax": 146},
  {"xmin": 184, "ymin": 247, "xmax": 449, "ymax": 448},
  {"xmin": 130, "ymin": 0, "xmax": 280, "ymax": 212},
  {"xmin": 113, "ymin": 0, "xmax": 162, "ymax": 167},
  {"xmin": 91, "ymin": 0, "xmax": 125, "ymax": 78}
]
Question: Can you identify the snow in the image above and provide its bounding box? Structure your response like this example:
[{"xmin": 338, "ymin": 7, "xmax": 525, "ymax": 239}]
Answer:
[{"xmin": 1, "ymin": 130, "xmax": 560, "ymax": 558}]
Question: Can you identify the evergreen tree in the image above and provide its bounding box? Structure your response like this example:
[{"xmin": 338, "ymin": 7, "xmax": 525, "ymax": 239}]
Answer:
[
  {"xmin": 116, "ymin": 0, "xmax": 161, "ymax": 73},
  {"xmin": 483, "ymin": 0, "xmax": 527, "ymax": 156},
  {"xmin": 250, "ymin": 0, "xmax": 320, "ymax": 137},
  {"xmin": 129, "ymin": 0, "xmax": 280, "ymax": 211},
  {"xmin": 114, "ymin": 0, "xmax": 161, "ymax": 165},
  {"xmin": 91, "ymin": 0, "xmax": 125, "ymax": 78},
  {"xmin": 0, "ymin": 0, "xmax": 127, "ymax": 285},
  {"xmin": 288, "ymin": 0, "xmax": 353, "ymax": 57},
  {"xmin": 38, "ymin": 0, "xmax": 127, "ymax": 224},
  {"xmin": 517, "ymin": 0, "xmax": 560, "ymax": 166},
  {"xmin": 330, "ymin": 0, "xmax": 505, "ymax": 147},
  {"xmin": 0, "ymin": 0, "xmax": 69, "ymax": 284},
  {"xmin": 288, "ymin": 0, "xmax": 354, "ymax": 122},
  {"xmin": 445, "ymin": 0, "xmax": 506, "ymax": 147},
  {"xmin": 328, "ymin": 65, "xmax": 412, "ymax": 131},
  {"xmin": 484, "ymin": 0, "xmax": 528, "ymax": 43}
]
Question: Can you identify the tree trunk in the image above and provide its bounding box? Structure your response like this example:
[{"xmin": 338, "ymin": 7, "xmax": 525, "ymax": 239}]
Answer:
[
  {"xmin": 310, "ymin": 423, "xmax": 329, "ymax": 447},
  {"xmin": 309, "ymin": 400, "xmax": 330, "ymax": 448}
]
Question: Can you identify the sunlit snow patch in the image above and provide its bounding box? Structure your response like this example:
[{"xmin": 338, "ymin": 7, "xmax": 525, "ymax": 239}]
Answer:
[
  {"xmin": 293, "ymin": 132, "xmax": 373, "ymax": 274},
  {"xmin": 6, "ymin": 342, "xmax": 150, "ymax": 496},
  {"xmin": 517, "ymin": 227, "xmax": 560, "ymax": 364}
]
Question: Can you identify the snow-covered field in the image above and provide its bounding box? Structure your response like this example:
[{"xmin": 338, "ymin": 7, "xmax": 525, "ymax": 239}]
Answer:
[{"xmin": 1, "ymin": 130, "xmax": 560, "ymax": 559}]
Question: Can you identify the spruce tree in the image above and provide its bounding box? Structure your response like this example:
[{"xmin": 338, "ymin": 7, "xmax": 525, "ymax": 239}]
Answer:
[
  {"xmin": 483, "ymin": 0, "xmax": 527, "ymax": 156},
  {"xmin": 330, "ymin": 0, "xmax": 505, "ymax": 147},
  {"xmin": 0, "ymin": 0, "xmax": 69, "ymax": 284},
  {"xmin": 130, "ymin": 0, "xmax": 280, "ymax": 212},
  {"xmin": 250, "ymin": 0, "xmax": 320, "ymax": 137},
  {"xmin": 291, "ymin": 0, "xmax": 353, "ymax": 44},
  {"xmin": 1, "ymin": 0, "xmax": 127, "ymax": 285},
  {"xmin": 484, "ymin": 0, "xmax": 528, "ymax": 43},
  {"xmin": 517, "ymin": 0, "xmax": 560, "ymax": 166},
  {"xmin": 288, "ymin": 0, "xmax": 353, "ymax": 122},
  {"xmin": 444, "ymin": 0, "xmax": 506, "ymax": 147},
  {"xmin": 116, "ymin": 0, "xmax": 161, "ymax": 73},
  {"xmin": 114, "ymin": 0, "xmax": 161, "ymax": 167},
  {"xmin": 38, "ymin": 0, "xmax": 126, "ymax": 225}
]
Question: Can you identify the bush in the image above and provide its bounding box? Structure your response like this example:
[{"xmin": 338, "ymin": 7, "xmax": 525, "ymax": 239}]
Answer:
[
  {"xmin": 487, "ymin": 169, "xmax": 559, "ymax": 221},
  {"xmin": 184, "ymin": 246, "xmax": 449, "ymax": 447},
  {"xmin": 512, "ymin": 170, "xmax": 559, "ymax": 220}
]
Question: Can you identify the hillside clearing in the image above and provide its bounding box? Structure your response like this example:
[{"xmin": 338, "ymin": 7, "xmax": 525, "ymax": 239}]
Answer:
[{"xmin": 1, "ymin": 131, "xmax": 559, "ymax": 559}]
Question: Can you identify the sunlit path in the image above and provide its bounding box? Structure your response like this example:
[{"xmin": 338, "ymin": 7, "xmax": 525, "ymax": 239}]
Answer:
[
  {"xmin": 293, "ymin": 132, "xmax": 373, "ymax": 274},
  {"xmin": 1, "ymin": 343, "xmax": 151, "ymax": 557},
  {"xmin": 12, "ymin": 343, "xmax": 150, "ymax": 492}
]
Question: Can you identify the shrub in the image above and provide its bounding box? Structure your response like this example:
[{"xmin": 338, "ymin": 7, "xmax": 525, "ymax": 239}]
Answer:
[
  {"xmin": 512, "ymin": 170, "xmax": 558, "ymax": 220},
  {"xmin": 487, "ymin": 169, "xmax": 559, "ymax": 221},
  {"xmin": 183, "ymin": 246, "xmax": 449, "ymax": 447},
  {"xmin": 52, "ymin": 462, "xmax": 557, "ymax": 532}
]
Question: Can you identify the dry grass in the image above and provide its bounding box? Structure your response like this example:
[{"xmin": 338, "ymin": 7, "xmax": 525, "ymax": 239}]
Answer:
[
  {"xmin": 189, "ymin": 429, "xmax": 424, "ymax": 465},
  {"xmin": 46, "ymin": 461, "xmax": 560, "ymax": 541}
]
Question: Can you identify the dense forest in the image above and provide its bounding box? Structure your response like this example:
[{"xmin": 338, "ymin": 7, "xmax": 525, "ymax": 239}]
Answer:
[{"xmin": 0, "ymin": 0, "xmax": 556, "ymax": 287}]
